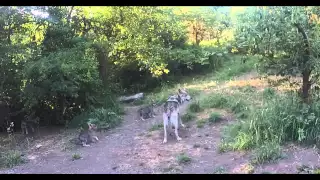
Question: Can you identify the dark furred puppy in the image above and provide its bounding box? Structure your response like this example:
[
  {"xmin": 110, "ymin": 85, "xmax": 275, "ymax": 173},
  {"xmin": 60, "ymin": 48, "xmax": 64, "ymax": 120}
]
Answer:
[
  {"xmin": 79, "ymin": 123, "xmax": 99, "ymax": 147},
  {"xmin": 137, "ymin": 103, "xmax": 156, "ymax": 121}
]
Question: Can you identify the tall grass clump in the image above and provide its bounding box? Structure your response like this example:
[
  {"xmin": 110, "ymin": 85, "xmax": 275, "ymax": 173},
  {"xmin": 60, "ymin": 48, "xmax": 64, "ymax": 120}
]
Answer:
[
  {"xmin": 222, "ymin": 92, "xmax": 320, "ymax": 152},
  {"xmin": 199, "ymin": 92, "xmax": 250, "ymax": 118}
]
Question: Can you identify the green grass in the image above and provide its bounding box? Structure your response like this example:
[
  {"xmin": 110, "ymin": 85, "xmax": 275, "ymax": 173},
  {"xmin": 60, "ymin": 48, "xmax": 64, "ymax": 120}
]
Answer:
[
  {"xmin": 188, "ymin": 101, "xmax": 203, "ymax": 113},
  {"xmin": 0, "ymin": 150, "xmax": 25, "ymax": 168},
  {"xmin": 314, "ymin": 168, "xmax": 320, "ymax": 174},
  {"xmin": 181, "ymin": 112, "xmax": 196, "ymax": 123},
  {"xmin": 196, "ymin": 119, "xmax": 207, "ymax": 128},
  {"xmin": 149, "ymin": 123, "xmax": 163, "ymax": 132},
  {"xmin": 72, "ymin": 153, "xmax": 81, "ymax": 161},
  {"xmin": 177, "ymin": 153, "xmax": 192, "ymax": 165},
  {"xmin": 251, "ymin": 141, "xmax": 282, "ymax": 165},
  {"xmin": 199, "ymin": 93, "xmax": 230, "ymax": 109},
  {"xmin": 212, "ymin": 166, "xmax": 227, "ymax": 174},
  {"xmin": 213, "ymin": 55, "xmax": 257, "ymax": 81},
  {"xmin": 262, "ymin": 87, "xmax": 276, "ymax": 99},
  {"xmin": 238, "ymin": 85, "xmax": 256, "ymax": 93},
  {"xmin": 208, "ymin": 112, "xmax": 223, "ymax": 123}
]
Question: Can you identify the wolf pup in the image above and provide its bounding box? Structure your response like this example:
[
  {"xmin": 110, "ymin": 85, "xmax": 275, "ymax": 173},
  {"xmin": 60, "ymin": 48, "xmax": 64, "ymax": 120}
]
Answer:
[
  {"xmin": 78, "ymin": 123, "xmax": 99, "ymax": 147},
  {"xmin": 21, "ymin": 114, "xmax": 40, "ymax": 135},
  {"xmin": 137, "ymin": 102, "xmax": 157, "ymax": 121},
  {"xmin": 162, "ymin": 89, "xmax": 191, "ymax": 144}
]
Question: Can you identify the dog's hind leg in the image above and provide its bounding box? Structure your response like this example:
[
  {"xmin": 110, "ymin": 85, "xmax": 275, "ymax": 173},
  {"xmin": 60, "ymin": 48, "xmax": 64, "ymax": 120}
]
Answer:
[{"xmin": 162, "ymin": 113, "xmax": 168, "ymax": 144}]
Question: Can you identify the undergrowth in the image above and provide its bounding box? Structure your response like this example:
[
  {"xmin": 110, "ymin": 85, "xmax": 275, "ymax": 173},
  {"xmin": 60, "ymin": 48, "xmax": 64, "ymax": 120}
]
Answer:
[
  {"xmin": 0, "ymin": 150, "xmax": 25, "ymax": 168},
  {"xmin": 220, "ymin": 89, "xmax": 320, "ymax": 164}
]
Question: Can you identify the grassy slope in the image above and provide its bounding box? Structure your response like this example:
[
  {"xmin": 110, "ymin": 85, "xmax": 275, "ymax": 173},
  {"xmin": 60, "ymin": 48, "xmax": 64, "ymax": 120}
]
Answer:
[{"xmin": 142, "ymin": 54, "xmax": 320, "ymax": 168}]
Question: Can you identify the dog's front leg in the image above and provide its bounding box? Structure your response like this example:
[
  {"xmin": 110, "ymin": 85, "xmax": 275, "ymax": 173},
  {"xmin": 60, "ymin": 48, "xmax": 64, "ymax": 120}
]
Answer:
[
  {"xmin": 162, "ymin": 113, "xmax": 168, "ymax": 144},
  {"xmin": 93, "ymin": 136, "xmax": 99, "ymax": 141},
  {"xmin": 82, "ymin": 141, "xmax": 90, "ymax": 147},
  {"xmin": 174, "ymin": 125, "xmax": 182, "ymax": 141},
  {"xmin": 178, "ymin": 113, "xmax": 185, "ymax": 128},
  {"xmin": 140, "ymin": 117, "xmax": 145, "ymax": 121},
  {"xmin": 173, "ymin": 114, "xmax": 182, "ymax": 141}
]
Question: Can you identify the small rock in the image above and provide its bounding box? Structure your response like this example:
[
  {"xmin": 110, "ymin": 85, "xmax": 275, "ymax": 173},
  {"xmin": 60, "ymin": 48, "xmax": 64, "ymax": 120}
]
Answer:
[
  {"xmin": 205, "ymin": 134, "xmax": 209, "ymax": 137},
  {"xmin": 139, "ymin": 162, "xmax": 144, "ymax": 166},
  {"xmin": 197, "ymin": 134, "xmax": 202, "ymax": 137},
  {"xmin": 112, "ymin": 166, "xmax": 118, "ymax": 170},
  {"xmin": 36, "ymin": 144, "xmax": 42, "ymax": 149},
  {"xmin": 193, "ymin": 144, "xmax": 201, "ymax": 148},
  {"xmin": 174, "ymin": 165, "xmax": 183, "ymax": 173},
  {"xmin": 203, "ymin": 145, "xmax": 210, "ymax": 150}
]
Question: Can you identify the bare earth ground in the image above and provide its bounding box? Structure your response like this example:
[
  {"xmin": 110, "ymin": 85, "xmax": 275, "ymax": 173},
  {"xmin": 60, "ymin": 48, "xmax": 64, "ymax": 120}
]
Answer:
[{"xmin": 0, "ymin": 73, "xmax": 320, "ymax": 174}]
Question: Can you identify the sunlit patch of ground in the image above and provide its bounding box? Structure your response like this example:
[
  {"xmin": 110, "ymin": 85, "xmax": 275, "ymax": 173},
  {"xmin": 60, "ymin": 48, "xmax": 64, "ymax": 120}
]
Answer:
[
  {"xmin": 196, "ymin": 108, "xmax": 229, "ymax": 121},
  {"xmin": 199, "ymin": 74, "xmax": 300, "ymax": 94},
  {"xmin": 184, "ymin": 81, "xmax": 217, "ymax": 91}
]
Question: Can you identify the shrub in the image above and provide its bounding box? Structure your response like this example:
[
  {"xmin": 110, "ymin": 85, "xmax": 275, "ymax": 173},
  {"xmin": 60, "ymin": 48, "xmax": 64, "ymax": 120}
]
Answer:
[
  {"xmin": 208, "ymin": 112, "xmax": 223, "ymax": 123},
  {"xmin": 188, "ymin": 101, "xmax": 203, "ymax": 113},
  {"xmin": 196, "ymin": 119, "xmax": 206, "ymax": 128},
  {"xmin": 177, "ymin": 153, "xmax": 192, "ymax": 165},
  {"xmin": 181, "ymin": 112, "xmax": 196, "ymax": 122},
  {"xmin": 0, "ymin": 150, "xmax": 25, "ymax": 168},
  {"xmin": 251, "ymin": 141, "xmax": 282, "ymax": 164}
]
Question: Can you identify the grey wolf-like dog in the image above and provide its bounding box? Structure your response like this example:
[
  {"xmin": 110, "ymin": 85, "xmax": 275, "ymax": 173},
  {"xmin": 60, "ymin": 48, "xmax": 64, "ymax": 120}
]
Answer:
[{"xmin": 162, "ymin": 88, "xmax": 191, "ymax": 144}]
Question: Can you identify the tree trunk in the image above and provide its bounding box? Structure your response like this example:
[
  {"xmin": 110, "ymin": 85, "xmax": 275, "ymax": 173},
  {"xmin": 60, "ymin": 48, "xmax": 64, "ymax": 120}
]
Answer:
[
  {"xmin": 93, "ymin": 43, "xmax": 108, "ymax": 86},
  {"xmin": 294, "ymin": 23, "xmax": 311, "ymax": 103},
  {"xmin": 302, "ymin": 70, "xmax": 311, "ymax": 102}
]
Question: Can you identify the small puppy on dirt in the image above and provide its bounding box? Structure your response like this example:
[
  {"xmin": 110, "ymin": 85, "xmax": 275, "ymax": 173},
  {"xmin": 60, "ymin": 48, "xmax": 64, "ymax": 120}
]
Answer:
[
  {"xmin": 78, "ymin": 122, "xmax": 99, "ymax": 147},
  {"xmin": 162, "ymin": 89, "xmax": 191, "ymax": 144},
  {"xmin": 137, "ymin": 102, "xmax": 157, "ymax": 121},
  {"xmin": 21, "ymin": 115, "xmax": 40, "ymax": 136}
]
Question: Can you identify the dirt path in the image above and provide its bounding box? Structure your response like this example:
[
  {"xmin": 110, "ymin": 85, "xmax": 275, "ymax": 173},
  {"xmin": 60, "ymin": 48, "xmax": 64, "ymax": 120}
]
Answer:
[
  {"xmin": 1, "ymin": 72, "xmax": 320, "ymax": 174},
  {"xmin": 0, "ymin": 102, "xmax": 248, "ymax": 174}
]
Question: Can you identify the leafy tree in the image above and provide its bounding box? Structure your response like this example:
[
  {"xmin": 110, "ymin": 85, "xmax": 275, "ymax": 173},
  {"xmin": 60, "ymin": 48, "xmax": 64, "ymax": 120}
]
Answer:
[{"xmin": 235, "ymin": 6, "xmax": 320, "ymax": 102}]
